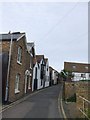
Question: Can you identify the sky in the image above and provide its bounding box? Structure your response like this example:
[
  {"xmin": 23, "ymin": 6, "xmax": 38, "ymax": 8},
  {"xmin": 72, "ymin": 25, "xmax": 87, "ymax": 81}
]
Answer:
[{"xmin": 0, "ymin": 0, "xmax": 89, "ymax": 72}]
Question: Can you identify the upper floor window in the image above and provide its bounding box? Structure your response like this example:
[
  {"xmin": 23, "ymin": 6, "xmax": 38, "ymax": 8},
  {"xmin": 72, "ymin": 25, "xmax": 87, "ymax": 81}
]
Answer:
[
  {"xmin": 30, "ymin": 56, "xmax": 32, "ymax": 69},
  {"xmin": 17, "ymin": 46, "xmax": 22, "ymax": 64},
  {"xmin": 81, "ymin": 73, "xmax": 86, "ymax": 78},
  {"xmin": 88, "ymin": 73, "xmax": 90, "ymax": 78},
  {"xmin": 72, "ymin": 65, "xmax": 76, "ymax": 69},
  {"xmin": 85, "ymin": 66, "xmax": 88, "ymax": 70}
]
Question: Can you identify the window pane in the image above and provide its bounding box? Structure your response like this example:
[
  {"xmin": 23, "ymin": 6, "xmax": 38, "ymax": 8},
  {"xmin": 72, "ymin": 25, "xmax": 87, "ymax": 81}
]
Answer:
[
  {"xmin": 17, "ymin": 46, "xmax": 22, "ymax": 63},
  {"xmin": 15, "ymin": 74, "xmax": 20, "ymax": 90}
]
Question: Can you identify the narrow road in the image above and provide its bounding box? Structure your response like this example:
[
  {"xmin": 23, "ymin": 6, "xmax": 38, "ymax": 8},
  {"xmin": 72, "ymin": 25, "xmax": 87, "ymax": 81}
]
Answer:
[{"xmin": 2, "ymin": 84, "xmax": 63, "ymax": 118}]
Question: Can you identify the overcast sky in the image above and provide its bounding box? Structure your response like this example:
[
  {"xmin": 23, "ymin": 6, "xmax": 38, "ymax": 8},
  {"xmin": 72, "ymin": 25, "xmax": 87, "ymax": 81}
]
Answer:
[{"xmin": 0, "ymin": 0, "xmax": 89, "ymax": 72}]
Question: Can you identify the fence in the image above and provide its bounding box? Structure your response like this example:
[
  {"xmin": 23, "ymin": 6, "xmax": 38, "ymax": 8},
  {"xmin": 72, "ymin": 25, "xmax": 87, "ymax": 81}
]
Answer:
[{"xmin": 78, "ymin": 96, "xmax": 90, "ymax": 120}]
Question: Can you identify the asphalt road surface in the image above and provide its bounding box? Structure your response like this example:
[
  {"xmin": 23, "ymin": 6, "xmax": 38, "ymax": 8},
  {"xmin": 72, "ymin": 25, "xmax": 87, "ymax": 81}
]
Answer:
[{"xmin": 2, "ymin": 84, "xmax": 63, "ymax": 118}]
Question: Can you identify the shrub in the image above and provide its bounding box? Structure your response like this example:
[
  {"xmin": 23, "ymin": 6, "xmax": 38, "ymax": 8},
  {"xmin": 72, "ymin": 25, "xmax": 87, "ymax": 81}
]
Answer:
[{"xmin": 66, "ymin": 93, "xmax": 76, "ymax": 102}]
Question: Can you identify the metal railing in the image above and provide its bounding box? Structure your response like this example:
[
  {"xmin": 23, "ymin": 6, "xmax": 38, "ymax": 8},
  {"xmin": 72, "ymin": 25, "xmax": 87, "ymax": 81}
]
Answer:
[{"xmin": 78, "ymin": 96, "xmax": 90, "ymax": 120}]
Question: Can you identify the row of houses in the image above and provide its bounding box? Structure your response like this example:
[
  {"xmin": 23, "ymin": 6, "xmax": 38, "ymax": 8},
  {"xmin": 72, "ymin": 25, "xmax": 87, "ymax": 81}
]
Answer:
[{"xmin": 0, "ymin": 32, "xmax": 59, "ymax": 104}]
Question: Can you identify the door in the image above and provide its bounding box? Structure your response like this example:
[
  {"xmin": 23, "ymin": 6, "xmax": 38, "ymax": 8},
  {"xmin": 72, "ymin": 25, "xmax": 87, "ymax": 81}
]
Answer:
[
  {"xmin": 34, "ymin": 67, "xmax": 37, "ymax": 90},
  {"xmin": 25, "ymin": 75, "xmax": 27, "ymax": 94},
  {"xmin": 2, "ymin": 53, "xmax": 9, "ymax": 103}
]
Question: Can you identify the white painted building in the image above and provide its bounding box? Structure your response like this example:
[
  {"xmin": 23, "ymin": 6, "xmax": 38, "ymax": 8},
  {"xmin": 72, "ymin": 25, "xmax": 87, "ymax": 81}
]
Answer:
[
  {"xmin": 32, "ymin": 55, "xmax": 45, "ymax": 91},
  {"xmin": 44, "ymin": 58, "xmax": 49, "ymax": 87},
  {"xmin": 72, "ymin": 72, "xmax": 90, "ymax": 81},
  {"xmin": 64, "ymin": 62, "xmax": 90, "ymax": 81}
]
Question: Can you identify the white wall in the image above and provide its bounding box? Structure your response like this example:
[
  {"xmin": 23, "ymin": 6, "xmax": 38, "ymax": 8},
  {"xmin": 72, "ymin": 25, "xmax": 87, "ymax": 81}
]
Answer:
[
  {"xmin": 32, "ymin": 59, "xmax": 45, "ymax": 91},
  {"xmin": 32, "ymin": 62, "xmax": 38, "ymax": 91},
  {"xmin": 45, "ymin": 60, "xmax": 49, "ymax": 87},
  {"xmin": 72, "ymin": 72, "xmax": 90, "ymax": 81},
  {"xmin": 37, "ymin": 59, "xmax": 44, "ymax": 90}
]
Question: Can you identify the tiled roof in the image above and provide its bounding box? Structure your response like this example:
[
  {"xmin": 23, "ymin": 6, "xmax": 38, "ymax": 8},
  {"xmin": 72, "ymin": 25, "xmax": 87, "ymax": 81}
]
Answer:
[
  {"xmin": 0, "ymin": 32, "xmax": 25, "ymax": 41},
  {"xmin": 49, "ymin": 66, "xmax": 54, "ymax": 71},
  {"xmin": 44, "ymin": 58, "xmax": 48, "ymax": 63},
  {"xmin": 33, "ymin": 57, "xmax": 37, "ymax": 65},
  {"xmin": 27, "ymin": 42, "xmax": 34, "ymax": 47},
  {"xmin": 36, "ymin": 55, "xmax": 44, "ymax": 63},
  {"xmin": 64, "ymin": 62, "xmax": 90, "ymax": 73}
]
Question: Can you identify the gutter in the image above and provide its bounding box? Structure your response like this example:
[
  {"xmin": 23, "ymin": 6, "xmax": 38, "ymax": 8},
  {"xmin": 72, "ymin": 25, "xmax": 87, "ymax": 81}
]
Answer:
[{"xmin": 5, "ymin": 33, "xmax": 13, "ymax": 102}]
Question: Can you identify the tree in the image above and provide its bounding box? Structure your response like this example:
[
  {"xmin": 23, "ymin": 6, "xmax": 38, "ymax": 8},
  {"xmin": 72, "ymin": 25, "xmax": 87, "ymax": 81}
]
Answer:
[{"xmin": 60, "ymin": 69, "xmax": 74, "ymax": 81}]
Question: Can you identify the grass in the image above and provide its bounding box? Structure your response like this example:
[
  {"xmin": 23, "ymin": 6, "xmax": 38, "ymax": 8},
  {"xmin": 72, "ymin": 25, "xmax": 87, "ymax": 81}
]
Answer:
[{"xmin": 85, "ymin": 108, "xmax": 90, "ymax": 118}]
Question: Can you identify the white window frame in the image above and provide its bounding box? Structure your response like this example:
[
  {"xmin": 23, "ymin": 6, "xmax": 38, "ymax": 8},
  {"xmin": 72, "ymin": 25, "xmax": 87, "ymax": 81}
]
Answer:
[
  {"xmin": 17, "ymin": 46, "xmax": 22, "ymax": 65},
  {"xmin": 85, "ymin": 66, "xmax": 88, "ymax": 70},
  {"xmin": 28, "ymin": 76, "xmax": 31, "ymax": 89},
  {"xmin": 72, "ymin": 65, "xmax": 76, "ymax": 69},
  {"xmin": 30, "ymin": 56, "xmax": 32, "ymax": 69},
  {"xmin": 15, "ymin": 73, "xmax": 20, "ymax": 94}
]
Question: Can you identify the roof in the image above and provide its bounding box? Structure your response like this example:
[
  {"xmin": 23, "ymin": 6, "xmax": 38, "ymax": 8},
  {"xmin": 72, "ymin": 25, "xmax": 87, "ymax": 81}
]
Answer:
[
  {"xmin": 0, "ymin": 32, "xmax": 25, "ymax": 41},
  {"xmin": 44, "ymin": 58, "xmax": 48, "ymax": 63},
  {"xmin": 27, "ymin": 42, "xmax": 34, "ymax": 47},
  {"xmin": 27, "ymin": 42, "xmax": 34, "ymax": 52},
  {"xmin": 64, "ymin": 62, "xmax": 90, "ymax": 73},
  {"xmin": 36, "ymin": 55, "xmax": 44, "ymax": 63},
  {"xmin": 33, "ymin": 57, "xmax": 37, "ymax": 65},
  {"xmin": 49, "ymin": 66, "xmax": 54, "ymax": 71}
]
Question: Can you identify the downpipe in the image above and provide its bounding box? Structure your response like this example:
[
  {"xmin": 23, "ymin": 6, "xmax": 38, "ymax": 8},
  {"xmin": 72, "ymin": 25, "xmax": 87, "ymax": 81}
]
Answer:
[{"xmin": 5, "ymin": 33, "xmax": 13, "ymax": 102}]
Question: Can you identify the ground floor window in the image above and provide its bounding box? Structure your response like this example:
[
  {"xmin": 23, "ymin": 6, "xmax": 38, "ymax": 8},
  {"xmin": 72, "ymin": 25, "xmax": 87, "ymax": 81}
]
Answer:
[
  {"xmin": 28, "ymin": 76, "xmax": 31, "ymax": 89},
  {"xmin": 15, "ymin": 73, "xmax": 20, "ymax": 93}
]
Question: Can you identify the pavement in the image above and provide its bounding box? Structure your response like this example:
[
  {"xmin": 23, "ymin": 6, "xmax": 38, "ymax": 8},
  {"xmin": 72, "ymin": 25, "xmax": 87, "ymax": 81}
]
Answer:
[
  {"xmin": 1, "ymin": 84, "xmax": 65, "ymax": 119},
  {"xmin": 62, "ymin": 100, "xmax": 86, "ymax": 119}
]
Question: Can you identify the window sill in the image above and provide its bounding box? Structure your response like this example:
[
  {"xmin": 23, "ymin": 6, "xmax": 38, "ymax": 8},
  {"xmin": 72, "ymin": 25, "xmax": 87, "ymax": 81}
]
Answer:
[
  {"xmin": 28, "ymin": 87, "xmax": 31, "ymax": 90},
  {"xmin": 15, "ymin": 89, "xmax": 20, "ymax": 94},
  {"xmin": 30, "ymin": 73, "xmax": 32, "ymax": 76},
  {"xmin": 17, "ymin": 61, "xmax": 22, "ymax": 65}
]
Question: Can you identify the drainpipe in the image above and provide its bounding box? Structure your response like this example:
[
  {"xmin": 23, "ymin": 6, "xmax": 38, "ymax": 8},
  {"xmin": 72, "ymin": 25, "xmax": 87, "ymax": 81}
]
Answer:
[{"xmin": 5, "ymin": 32, "xmax": 13, "ymax": 102}]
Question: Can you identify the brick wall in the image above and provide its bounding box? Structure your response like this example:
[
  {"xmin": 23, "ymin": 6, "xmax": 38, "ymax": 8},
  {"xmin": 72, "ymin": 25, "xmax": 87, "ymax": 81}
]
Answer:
[
  {"xmin": 64, "ymin": 81, "xmax": 76, "ymax": 100},
  {"xmin": 2, "ymin": 36, "xmax": 31, "ymax": 102},
  {"xmin": 76, "ymin": 81, "xmax": 90, "ymax": 110},
  {"xmin": 0, "ymin": 42, "xmax": 2, "ymax": 53},
  {"xmin": 8, "ymin": 37, "xmax": 27, "ymax": 102},
  {"xmin": 2, "ymin": 41, "xmax": 10, "ymax": 53}
]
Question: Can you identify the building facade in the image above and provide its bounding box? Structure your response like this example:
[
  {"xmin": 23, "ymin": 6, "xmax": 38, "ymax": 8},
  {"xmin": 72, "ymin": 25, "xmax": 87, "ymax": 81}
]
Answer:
[
  {"xmin": 32, "ymin": 55, "xmax": 46, "ymax": 91},
  {"xmin": 64, "ymin": 62, "xmax": 90, "ymax": 81},
  {"xmin": 44, "ymin": 58, "xmax": 49, "ymax": 87},
  {"xmin": 1, "ymin": 32, "xmax": 32, "ymax": 103}
]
